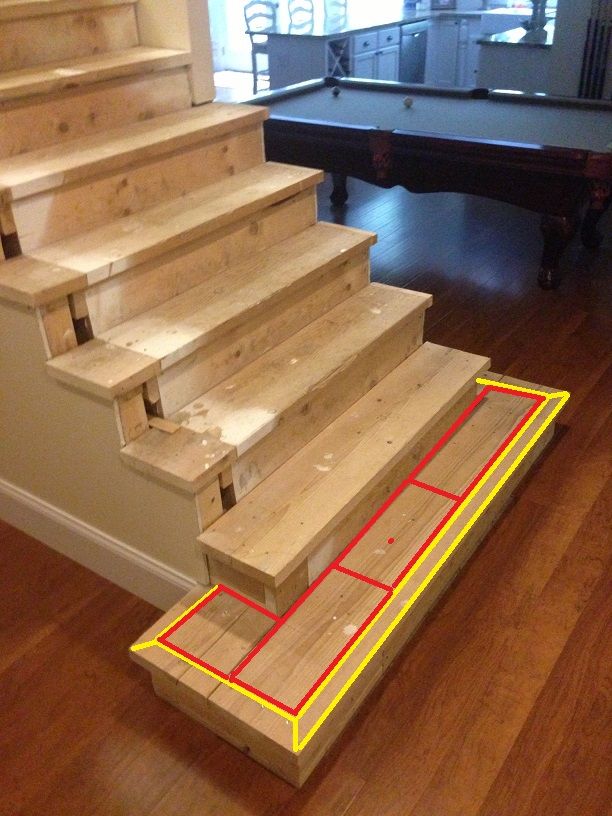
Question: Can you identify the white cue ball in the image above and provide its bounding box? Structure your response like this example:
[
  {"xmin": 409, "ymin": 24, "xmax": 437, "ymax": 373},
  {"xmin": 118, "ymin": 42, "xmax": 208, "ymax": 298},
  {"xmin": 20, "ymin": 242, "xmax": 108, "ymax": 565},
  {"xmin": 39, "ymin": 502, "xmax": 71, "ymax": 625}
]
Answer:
[{"xmin": 403, "ymin": 96, "xmax": 413, "ymax": 108}]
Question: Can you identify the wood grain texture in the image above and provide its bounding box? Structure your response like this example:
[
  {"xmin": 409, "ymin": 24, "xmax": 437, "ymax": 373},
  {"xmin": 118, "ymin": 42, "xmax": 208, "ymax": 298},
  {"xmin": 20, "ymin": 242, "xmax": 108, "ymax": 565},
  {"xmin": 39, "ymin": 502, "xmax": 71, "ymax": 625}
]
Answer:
[
  {"xmin": 0, "ymin": 254, "xmax": 86, "ymax": 307},
  {"xmin": 0, "ymin": 4, "xmax": 139, "ymax": 72},
  {"xmin": 0, "ymin": 104, "xmax": 266, "ymax": 200},
  {"xmin": 0, "ymin": 46, "xmax": 191, "ymax": 103},
  {"xmin": 0, "ymin": 68, "xmax": 193, "ymax": 159},
  {"xmin": 31, "ymin": 163, "xmax": 323, "ymax": 282},
  {"xmin": 0, "ymin": 0, "xmax": 137, "ymax": 22},
  {"xmin": 2, "ymin": 180, "xmax": 610, "ymax": 814},
  {"xmin": 200, "ymin": 343, "xmax": 486, "ymax": 589},
  {"xmin": 172, "ymin": 284, "xmax": 428, "ymax": 452}
]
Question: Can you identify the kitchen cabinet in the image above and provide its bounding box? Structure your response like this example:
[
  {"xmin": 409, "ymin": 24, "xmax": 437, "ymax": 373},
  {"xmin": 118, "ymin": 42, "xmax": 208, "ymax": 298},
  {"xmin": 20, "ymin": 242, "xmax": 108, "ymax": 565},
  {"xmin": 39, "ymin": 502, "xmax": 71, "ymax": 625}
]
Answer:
[
  {"xmin": 376, "ymin": 45, "xmax": 400, "ymax": 81},
  {"xmin": 352, "ymin": 49, "xmax": 376, "ymax": 79},
  {"xmin": 351, "ymin": 27, "xmax": 400, "ymax": 81},
  {"xmin": 268, "ymin": 23, "xmax": 400, "ymax": 88},
  {"xmin": 425, "ymin": 15, "xmax": 481, "ymax": 88},
  {"xmin": 456, "ymin": 18, "xmax": 481, "ymax": 87}
]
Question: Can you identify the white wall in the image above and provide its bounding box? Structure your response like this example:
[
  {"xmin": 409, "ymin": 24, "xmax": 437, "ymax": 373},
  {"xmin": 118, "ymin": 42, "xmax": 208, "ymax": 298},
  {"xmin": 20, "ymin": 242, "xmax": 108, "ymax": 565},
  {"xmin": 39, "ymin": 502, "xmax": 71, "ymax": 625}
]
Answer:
[
  {"xmin": 0, "ymin": 302, "xmax": 205, "ymax": 609},
  {"xmin": 208, "ymin": 0, "xmax": 229, "ymax": 70}
]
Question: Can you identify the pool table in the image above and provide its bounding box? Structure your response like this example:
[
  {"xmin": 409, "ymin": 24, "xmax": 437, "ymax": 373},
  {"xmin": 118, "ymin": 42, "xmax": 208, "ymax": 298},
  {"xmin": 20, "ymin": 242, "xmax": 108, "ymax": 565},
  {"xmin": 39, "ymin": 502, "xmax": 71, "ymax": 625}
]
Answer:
[{"xmin": 249, "ymin": 78, "xmax": 612, "ymax": 289}]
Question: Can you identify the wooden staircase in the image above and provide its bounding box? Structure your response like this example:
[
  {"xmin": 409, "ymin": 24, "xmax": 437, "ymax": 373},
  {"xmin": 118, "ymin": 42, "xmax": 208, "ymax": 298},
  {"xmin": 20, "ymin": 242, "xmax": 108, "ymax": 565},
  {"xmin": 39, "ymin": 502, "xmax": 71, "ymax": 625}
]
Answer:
[{"xmin": 0, "ymin": 0, "xmax": 569, "ymax": 787}]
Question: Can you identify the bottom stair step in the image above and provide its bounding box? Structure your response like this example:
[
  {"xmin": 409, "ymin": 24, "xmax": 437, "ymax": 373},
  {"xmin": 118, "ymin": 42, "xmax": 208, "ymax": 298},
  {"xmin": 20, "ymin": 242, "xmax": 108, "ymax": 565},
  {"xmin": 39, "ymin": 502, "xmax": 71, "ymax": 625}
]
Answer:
[{"xmin": 130, "ymin": 373, "xmax": 568, "ymax": 786}]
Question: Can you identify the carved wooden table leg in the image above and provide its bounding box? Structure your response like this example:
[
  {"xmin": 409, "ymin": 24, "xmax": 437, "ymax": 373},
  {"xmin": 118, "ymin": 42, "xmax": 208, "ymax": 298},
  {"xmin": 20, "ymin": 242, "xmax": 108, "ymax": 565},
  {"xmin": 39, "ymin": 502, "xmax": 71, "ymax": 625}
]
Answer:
[
  {"xmin": 581, "ymin": 181, "xmax": 611, "ymax": 249},
  {"xmin": 330, "ymin": 172, "xmax": 348, "ymax": 206},
  {"xmin": 539, "ymin": 214, "xmax": 579, "ymax": 289}
]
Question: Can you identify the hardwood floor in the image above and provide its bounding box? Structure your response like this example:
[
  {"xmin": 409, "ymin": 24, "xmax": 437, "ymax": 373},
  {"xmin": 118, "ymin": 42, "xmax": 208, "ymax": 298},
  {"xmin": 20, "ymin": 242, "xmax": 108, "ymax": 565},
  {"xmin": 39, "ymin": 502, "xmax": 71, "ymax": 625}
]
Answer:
[{"xmin": 1, "ymin": 179, "xmax": 610, "ymax": 816}]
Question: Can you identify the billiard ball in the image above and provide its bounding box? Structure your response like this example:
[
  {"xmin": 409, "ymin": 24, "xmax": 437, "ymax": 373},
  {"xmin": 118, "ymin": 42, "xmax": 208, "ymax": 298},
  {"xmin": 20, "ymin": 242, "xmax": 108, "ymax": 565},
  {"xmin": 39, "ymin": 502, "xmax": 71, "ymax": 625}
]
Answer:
[
  {"xmin": 332, "ymin": 86, "xmax": 341, "ymax": 97},
  {"xmin": 403, "ymin": 96, "xmax": 413, "ymax": 108}
]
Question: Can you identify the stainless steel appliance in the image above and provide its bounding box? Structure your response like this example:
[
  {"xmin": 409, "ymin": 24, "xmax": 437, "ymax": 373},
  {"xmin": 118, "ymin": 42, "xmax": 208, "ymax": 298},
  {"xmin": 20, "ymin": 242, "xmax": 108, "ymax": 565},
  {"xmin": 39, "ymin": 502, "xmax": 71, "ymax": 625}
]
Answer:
[{"xmin": 399, "ymin": 21, "xmax": 429, "ymax": 83}]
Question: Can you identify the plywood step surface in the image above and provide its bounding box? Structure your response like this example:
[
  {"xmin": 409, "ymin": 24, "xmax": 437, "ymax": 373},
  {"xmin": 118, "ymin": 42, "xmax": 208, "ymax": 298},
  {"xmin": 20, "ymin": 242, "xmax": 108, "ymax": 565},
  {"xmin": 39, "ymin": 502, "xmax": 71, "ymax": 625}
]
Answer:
[
  {"xmin": 32, "ymin": 162, "xmax": 323, "ymax": 283},
  {"xmin": 132, "ymin": 374, "xmax": 568, "ymax": 786},
  {"xmin": 0, "ymin": 46, "xmax": 191, "ymax": 103}
]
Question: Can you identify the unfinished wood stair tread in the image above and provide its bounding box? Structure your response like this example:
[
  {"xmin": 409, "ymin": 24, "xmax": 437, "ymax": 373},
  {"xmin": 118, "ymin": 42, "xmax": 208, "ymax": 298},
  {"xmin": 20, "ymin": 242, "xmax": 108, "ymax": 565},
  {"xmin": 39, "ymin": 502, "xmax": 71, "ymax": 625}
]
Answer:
[
  {"xmin": 30, "ymin": 162, "xmax": 324, "ymax": 282},
  {"xmin": 98, "ymin": 223, "xmax": 376, "ymax": 370},
  {"xmin": 132, "ymin": 374, "xmax": 566, "ymax": 786},
  {"xmin": 0, "ymin": 0, "xmax": 135, "ymax": 20},
  {"xmin": 0, "ymin": 104, "xmax": 268, "ymax": 201},
  {"xmin": 0, "ymin": 46, "xmax": 191, "ymax": 103},
  {"xmin": 120, "ymin": 424, "xmax": 236, "ymax": 494},
  {"xmin": 170, "ymin": 283, "xmax": 431, "ymax": 455},
  {"xmin": 46, "ymin": 337, "xmax": 160, "ymax": 399},
  {"xmin": 199, "ymin": 342, "xmax": 488, "ymax": 590},
  {"xmin": 0, "ymin": 254, "xmax": 86, "ymax": 307}
]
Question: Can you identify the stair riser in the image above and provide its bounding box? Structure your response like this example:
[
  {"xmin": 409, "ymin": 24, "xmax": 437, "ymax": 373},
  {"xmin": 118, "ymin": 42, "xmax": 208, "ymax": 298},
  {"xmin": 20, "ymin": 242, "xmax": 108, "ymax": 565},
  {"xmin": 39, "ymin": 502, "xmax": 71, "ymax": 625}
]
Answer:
[
  {"xmin": 230, "ymin": 308, "xmax": 427, "ymax": 503},
  {"xmin": 0, "ymin": 49, "xmax": 191, "ymax": 105},
  {"xmin": 11, "ymin": 126, "xmax": 265, "ymax": 251},
  {"xmin": 211, "ymin": 384, "xmax": 476, "ymax": 615},
  {"xmin": 0, "ymin": 68, "xmax": 192, "ymax": 160},
  {"xmin": 0, "ymin": 5, "xmax": 138, "ymax": 72},
  {"xmin": 157, "ymin": 255, "xmax": 371, "ymax": 418},
  {"xmin": 84, "ymin": 189, "xmax": 318, "ymax": 335},
  {"xmin": 207, "ymin": 557, "xmax": 269, "ymax": 608}
]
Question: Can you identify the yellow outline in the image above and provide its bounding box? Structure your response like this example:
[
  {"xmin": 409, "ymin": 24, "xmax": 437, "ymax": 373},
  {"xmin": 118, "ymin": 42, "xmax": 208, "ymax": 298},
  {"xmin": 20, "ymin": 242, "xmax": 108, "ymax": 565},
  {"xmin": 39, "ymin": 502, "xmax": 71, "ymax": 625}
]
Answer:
[{"xmin": 131, "ymin": 381, "xmax": 569, "ymax": 755}]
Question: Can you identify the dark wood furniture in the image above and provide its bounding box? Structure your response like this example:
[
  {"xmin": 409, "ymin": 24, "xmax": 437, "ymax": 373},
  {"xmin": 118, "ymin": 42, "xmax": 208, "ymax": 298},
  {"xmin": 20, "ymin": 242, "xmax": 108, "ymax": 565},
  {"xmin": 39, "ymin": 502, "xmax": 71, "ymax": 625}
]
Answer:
[{"xmin": 249, "ymin": 77, "xmax": 612, "ymax": 288}]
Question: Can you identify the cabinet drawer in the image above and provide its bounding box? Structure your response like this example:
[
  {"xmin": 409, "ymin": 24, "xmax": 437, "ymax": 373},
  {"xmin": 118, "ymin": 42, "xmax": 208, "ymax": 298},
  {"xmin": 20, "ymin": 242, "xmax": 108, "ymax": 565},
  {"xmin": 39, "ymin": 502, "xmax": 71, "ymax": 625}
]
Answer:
[
  {"xmin": 353, "ymin": 32, "xmax": 377, "ymax": 53},
  {"xmin": 377, "ymin": 26, "xmax": 400, "ymax": 48}
]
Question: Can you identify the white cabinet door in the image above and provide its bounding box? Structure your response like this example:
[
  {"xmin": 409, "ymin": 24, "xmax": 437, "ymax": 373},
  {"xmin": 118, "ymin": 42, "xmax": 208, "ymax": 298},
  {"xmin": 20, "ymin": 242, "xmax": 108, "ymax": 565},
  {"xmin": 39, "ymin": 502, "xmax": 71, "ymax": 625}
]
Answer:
[
  {"xmin": 352, "ymin": 50, "xmax": 377, "ymax": 79},
  {"xmin": 425, "ymin": 19, "xmax": 459, "ymax": 87},
  {"xmin": 376, "ymin": 45, "xmax": 400, "ymax": 81}
]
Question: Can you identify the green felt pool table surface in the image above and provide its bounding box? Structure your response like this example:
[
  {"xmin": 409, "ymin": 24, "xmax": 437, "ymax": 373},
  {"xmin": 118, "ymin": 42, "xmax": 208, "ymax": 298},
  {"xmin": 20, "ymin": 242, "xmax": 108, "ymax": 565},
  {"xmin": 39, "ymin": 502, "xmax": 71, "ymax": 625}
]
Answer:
[
  {"xmin": 251, "ymin": 80, "xmax": 612, "ymax": 290},
  {"xmin": 262, "ymin": 85, "xmax": 612, "ymax": 154}
]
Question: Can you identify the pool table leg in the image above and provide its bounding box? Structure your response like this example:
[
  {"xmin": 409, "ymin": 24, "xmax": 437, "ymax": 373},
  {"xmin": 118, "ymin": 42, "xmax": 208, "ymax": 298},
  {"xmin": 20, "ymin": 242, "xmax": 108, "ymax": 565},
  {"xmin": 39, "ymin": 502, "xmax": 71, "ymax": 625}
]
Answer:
[
  {"xmin": 580, "ymin": 181, "xmax": 611, "ymax": 250},
  {"xmin": 330, "ymin": 173, "xmax": 348, "ymax": 207},
  {"xmin": 538, "ymin": 214, "xmax": 578, "ymax": 290}
]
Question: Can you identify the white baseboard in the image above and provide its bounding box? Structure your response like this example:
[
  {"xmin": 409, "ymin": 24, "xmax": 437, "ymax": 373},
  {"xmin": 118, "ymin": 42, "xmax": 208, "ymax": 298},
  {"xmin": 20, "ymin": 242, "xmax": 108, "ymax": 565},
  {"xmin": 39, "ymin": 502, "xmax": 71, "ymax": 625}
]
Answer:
[{"xmin": 0, "ymin": 477, "xmax": 197, "ymax": 610}]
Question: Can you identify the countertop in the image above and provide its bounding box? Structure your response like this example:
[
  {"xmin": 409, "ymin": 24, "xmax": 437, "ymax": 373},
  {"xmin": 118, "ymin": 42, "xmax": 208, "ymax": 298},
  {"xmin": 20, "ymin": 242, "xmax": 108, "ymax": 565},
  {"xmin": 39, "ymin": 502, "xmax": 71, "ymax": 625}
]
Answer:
[
  {"xmin": 478, "ymin": 20, "xmax": 555, "ymax": 48},
  {"xmin": 265, "ymin": 3, "xmax": 484, "ymax": 39}
]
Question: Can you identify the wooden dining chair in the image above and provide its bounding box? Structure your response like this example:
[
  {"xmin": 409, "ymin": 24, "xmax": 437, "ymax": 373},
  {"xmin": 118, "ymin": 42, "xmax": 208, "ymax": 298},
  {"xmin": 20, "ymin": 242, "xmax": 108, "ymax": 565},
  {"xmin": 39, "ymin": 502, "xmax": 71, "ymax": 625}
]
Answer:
[
  {"xmin": 244, "ymin": 0, "xmax": 278, "ymax": 94},
  {"xmin": 288, "ymin": 0, "xmax": 315, "ymax": 34},
  {"xmin": 324, "ymin": 0, "xmax": 347, "ymax": 29}
]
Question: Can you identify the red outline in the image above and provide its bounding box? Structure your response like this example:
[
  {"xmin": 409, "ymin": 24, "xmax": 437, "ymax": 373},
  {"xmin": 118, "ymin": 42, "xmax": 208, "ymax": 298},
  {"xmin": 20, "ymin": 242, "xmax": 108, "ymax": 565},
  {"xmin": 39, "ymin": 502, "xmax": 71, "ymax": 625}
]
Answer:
[
  {"xmin": 334, "ymin": 564, "xmax": 393, "ymax": 591},
  {"xmin": 157, "ymin": 385, "xmax": 543, "ymax": 716},
  {"xmin": 408, "ymin": 479, "xmax": 461, "ymax": 500}
]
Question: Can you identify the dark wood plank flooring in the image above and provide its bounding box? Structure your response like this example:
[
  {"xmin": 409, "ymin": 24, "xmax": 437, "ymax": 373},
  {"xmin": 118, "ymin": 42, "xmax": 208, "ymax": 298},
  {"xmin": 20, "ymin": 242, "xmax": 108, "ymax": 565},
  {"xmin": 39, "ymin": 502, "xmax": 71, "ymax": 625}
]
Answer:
[{"xmin": 1, "ymin": 179, "xmax": 610, "ymax": 816}]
